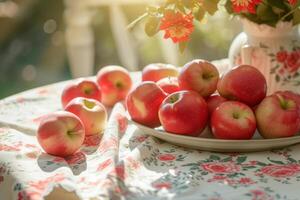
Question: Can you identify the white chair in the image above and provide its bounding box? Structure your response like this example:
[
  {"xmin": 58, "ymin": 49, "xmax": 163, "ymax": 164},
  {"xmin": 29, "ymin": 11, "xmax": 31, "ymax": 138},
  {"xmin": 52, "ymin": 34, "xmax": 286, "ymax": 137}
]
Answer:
[{"xmin": 64, "ymin": 0, "xmax": 179, "ymax": 78}]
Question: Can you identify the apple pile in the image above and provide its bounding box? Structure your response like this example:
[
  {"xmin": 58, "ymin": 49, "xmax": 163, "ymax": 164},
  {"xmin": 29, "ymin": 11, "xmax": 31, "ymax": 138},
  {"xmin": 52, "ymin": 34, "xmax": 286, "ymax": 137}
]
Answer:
[
  {"xmin": 127, "ymin": 60, "xmax": 300, "ymax": 140},
  {"xmin": 37, "ymin": 65, "xmax": 133, "ymax": 157}
]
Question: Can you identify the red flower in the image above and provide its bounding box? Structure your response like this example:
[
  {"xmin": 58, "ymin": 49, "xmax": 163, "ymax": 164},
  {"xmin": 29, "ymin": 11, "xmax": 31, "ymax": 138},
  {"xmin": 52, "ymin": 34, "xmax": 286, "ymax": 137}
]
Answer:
[
  {"xmin": 159, "ymin": 11, "xmax": 194, "ymax": 43},
  {"xmin": 201, "ymin": 162, "xmax": 240, "ymax": 173},
  {"xmin": 116, "ymin": 113, "xmax": 128, "ymax": 134},
  {"xmin": 157, "ymin": 154, "xmax": 176, "ymax": 161},
  {"xmin": 276, "ymin": 51, "xmax": 288, "ymax": 62},
  {"xmin": 250, "ymin": 189, "xmax": 273, "ymax": 200},
  {"xmin": 152, "ymin": 182, "xmax": 172, "ymax": 189},
  {"xmin": 238, "ymin": 177, "xmax": 255, "ymax": 185},
  {"xmin": 288, "ymin": 0, "xmax": 297, "ymax": 5},
  {"xmin": 114, "ymin": 164, "xmax": 125, "ymax": 180},
  {"xmin": 231, "ymin": 0, "xmax": 262, "ymax": 14},
  {"xmin": 260, "ymin": 164, "xmax": 300, "ymax": 178},
  {"xmin": 286, "ymin": 51, "xmax": 300, "ymax": 72}
]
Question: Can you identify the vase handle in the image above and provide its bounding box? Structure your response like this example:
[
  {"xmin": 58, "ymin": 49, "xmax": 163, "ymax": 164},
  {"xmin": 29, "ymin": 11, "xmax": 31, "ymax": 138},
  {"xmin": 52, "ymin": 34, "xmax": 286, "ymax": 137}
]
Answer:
[{"xmin": 241, "ymin": 45, "xmax": 255, "ymax": 65}]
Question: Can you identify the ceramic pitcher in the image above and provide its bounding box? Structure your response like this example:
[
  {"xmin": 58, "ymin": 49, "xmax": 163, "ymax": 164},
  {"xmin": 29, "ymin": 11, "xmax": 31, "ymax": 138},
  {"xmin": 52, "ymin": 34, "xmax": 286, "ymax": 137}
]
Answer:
[{"xmin": 228, "ymin": 18, "xmax": 300, "ymax": 94}]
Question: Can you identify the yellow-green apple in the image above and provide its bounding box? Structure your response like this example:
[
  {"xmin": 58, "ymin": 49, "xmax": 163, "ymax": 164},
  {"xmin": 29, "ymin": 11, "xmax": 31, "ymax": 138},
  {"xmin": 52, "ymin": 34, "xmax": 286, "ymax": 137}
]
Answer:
[
  {"xmin": 61, "ymin": 79, "xmax": 101, "ymax": 108},
  {"xmin": 142, "ymin": 63, "xmax": 179, "ymax": 82},
  {"xmin": 206, "ymin": 94, "xmax": 227, "ymax": 116},
  {"xmin": 65, "ymin": 97, "xmax": 107, "ymax": 136},
  {"xmin": 37, "ymin": 111, "xmax": 85, "ymax": 157},
  {"xmin": 255, "ymin": 93, "xmax": 299, "ymax": 139},
  {"xmin": 217, "ymin": 65, "xmax": 267, "ymax": 107},
  {"xmin": 96, "ymin": 65, "xmax": 132, "ymax": 107},
  {"xmin": 157, "ymin": 77, "xmax": 180, "ymax": 94},
  {"xmin": 158, "ymin": 90, "xmax": 208, "ymax": 136},
  {"xmin": 211, "ymin": 101, "xmax": 256, "ymax": 139},
  {"xmin": 178, "ymin": 59, "xmax": 219, "ymax": 98},
  {"xmin": 126, "ymin": 81, "xmax": 168, "ymax": 128}
]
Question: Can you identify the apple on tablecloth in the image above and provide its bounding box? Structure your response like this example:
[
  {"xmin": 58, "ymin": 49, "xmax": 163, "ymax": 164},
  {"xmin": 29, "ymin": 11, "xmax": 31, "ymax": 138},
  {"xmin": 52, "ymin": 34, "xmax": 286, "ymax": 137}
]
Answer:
[
  {"xmin": 97, "ymin": 65, "xmax": 132, "ymax": 107},
  {"xmin": 37, "ymin": 111, "xmax": 85, "ymax": 157},
  {"xmin": 65, "ymin": 97, "xmax": 107, "ymax": 136},
  {"xmin": 206, "ymin": 94, "xmax": 228, "ymax": 116},
  {"xmin": 142, "ymin": 63, "xmax": 179, "ymax": 82},
  {"xmin": 61, "ymin": 79, "xmax": 101, "ymax": 108}
]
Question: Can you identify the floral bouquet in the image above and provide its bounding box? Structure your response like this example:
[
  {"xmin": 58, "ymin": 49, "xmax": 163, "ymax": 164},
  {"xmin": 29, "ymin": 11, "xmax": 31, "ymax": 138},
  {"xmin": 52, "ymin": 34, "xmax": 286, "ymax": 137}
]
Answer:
[{"xmin": 129, "ymin": 0, "xmax": 300, "ymax": 51}]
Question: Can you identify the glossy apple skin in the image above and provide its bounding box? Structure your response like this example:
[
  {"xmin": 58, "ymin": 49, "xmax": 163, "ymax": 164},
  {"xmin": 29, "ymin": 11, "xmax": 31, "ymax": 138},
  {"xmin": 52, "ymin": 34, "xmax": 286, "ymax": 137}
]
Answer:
[
  {"xmin": 37, "ymin": 111, "xmax": 85, "ymax": 157},
  {"xmin": 159, "ymin": 90, "xmax": 208, "ymax": 136},
  {"xmin": 211, "ymin": 101, "xmax": 256, "ymax": 140},
  {"xmin": 126, "ymin": 81, "xmax": 168, "ymax": 128},
  {"xmin": 157, "ymin": 77, "xmax": 180, "ymax": 94},
  {"xmin": 206, "ymin": 94, "xmax": 227, "ymax": 116},
  {"xmin": 217, "ymin": 65, "xmax": 267, "ymax": 107},
  {"xmin": 178, "ymin": 59, "xmax": 219, "ymax": 98},
  {"xmin": 255, "ymin": 94, "xmax": 299, "ymax": 139},
  {"xmin": 65, "ymin": 97, "xmax": 107, "ymax": 136},
  {"xmin": 142, "ymin": 63, "xmax": 179, "ymax": 82},
  {"xmin": 96, "ymin": 65, "xmax": 132, "ymax": 107},
  {"xmin": 61, "ymin": 79, "xmax": 101, "ymax": 108},
  {"xmin": 275, "ymin": 90, "xmax": 300, "ymax": 130}
]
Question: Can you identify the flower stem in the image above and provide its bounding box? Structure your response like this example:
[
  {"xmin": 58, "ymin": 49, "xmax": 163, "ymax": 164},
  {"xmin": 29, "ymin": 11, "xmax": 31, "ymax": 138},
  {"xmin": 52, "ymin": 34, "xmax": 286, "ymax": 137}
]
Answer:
[
  {"xmin": 281, "ymin": 7, "xmax": 298, "ymax": 21},
  {"xmin": 127, "ymin": 13, "xmax": 149, "ymax": 30}
]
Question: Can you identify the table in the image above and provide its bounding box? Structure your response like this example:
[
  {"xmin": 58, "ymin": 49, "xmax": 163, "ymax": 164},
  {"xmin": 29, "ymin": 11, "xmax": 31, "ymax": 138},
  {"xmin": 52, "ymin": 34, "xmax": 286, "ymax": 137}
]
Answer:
[{"xmin": 1, "ymin": 63, "xmax": 300, "ymax": 200}]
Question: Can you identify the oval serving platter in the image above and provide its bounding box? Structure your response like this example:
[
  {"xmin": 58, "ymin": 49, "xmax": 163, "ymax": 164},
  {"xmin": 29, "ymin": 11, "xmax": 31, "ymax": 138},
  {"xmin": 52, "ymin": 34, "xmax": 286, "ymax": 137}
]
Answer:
[{"xmin": 129, "ymin": 119, "xmax": 300, "ymax": 152}]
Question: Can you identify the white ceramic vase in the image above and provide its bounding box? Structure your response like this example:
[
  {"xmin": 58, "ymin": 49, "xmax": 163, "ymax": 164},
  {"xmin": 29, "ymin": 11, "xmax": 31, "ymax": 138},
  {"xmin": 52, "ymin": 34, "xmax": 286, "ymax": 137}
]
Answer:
[{"xmin": 228, "ymin": 18, "xmax": 300, "ymax": 94}]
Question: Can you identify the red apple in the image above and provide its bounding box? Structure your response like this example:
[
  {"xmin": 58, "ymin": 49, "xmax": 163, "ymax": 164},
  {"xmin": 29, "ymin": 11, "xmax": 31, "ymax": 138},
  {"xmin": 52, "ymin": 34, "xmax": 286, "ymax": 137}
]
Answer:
[
  {"xmin": 37, "ymin": 111, "xmax": 85, "ymax": 157},
  {"xmin": 211, "ymin": 101, "xmax": 256, "ymax": 140},
  {"xmin": 217, "ymin": 65, "xmax": 267, "ymax": 106},
  {"xmin": 255, "ymin": 93, "xmax": 299, "ymax": 139},
  {"xmin": 142, "ymin": 63, "xmax": 179, "ymax": 82},
  {"xmin": 158, "ymin": 90, "xmax": 208, "ymax": 136},
  {"xmin": 156, "ymin": 77, "xmax": 180, "ymax": 94},
  {"xmin": 96, "ymin": 65, "xmax": 132, "ymax": 107},
  {"xmin": 275, "ymin": 90, "xmax": 300, "ymax": 130},
  {"xmin": 178, "ymin": 59, "xmax": 219, "ymax": 98},
  {"xmin": 126, "ymin": 81, "xmax": 168, "ymax": 128},
  {"xmin": 61, "ymin": 79, "xmax": 101, "ymax": 108},
  {"xmin": 206, "ymin": 94, "xmax": 227, "ymax": 116},
  {"xmin": 65, "ymin": 97, "xmax": 107, "ymax": 136}
]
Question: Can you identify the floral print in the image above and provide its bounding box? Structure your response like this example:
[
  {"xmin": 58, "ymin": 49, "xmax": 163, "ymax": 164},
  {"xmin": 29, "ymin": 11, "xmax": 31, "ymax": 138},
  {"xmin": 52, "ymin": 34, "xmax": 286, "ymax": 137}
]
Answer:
[{"xmin": 2, "ymin": 77, "xmax": 300, "ymax": 199}]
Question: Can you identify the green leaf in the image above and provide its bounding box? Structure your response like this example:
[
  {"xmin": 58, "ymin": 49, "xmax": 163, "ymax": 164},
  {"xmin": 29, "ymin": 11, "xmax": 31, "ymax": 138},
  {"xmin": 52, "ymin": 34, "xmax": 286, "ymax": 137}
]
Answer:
[
  {"xmin": 202, "ymin": 0, "xmax": 220, "ymax": 15},
  {"xmin": 182, "ymin": 0, "xmax": 195, "ymax": 8},
  {"xmin": 209, "ymin": 155, "xmax": 221, "ymax": 160},
  {"xmin": 257, "ymin": 3, "xmax": 278, "ymax": 21},
  {"xmin": 179, "ymin": 41, "xmax": 187, "ymax": 53},
  {"xmin": 293, "ymin": 8, "xmax": 300, "ymax": 25},
  {"xmin": 237, "ymin": 156, "xmax": 247, "ymax": 164},
  {"xmin": 288, "ymin": 157, "xmax": 297, "ymax": 163},
  {"xmin": 194, "ymin": 7, "xmax": 206, "ymax": 22},
  {"xmin": 224, "ymin": 0, "xmax": 233, "ymax": 14},
  {"xmin": 144, "ymin": 16, "xmax": 160, "ymax": 37},
  {"xmin": 275, "ymin": 74, "xmax": 281, "ymax": 82},
  {"xmin": 268, "ymin": 158, "xmax": 285, "ymax": 165},
  {"xmin": 222, "ymin": 157, "xmax": 232, "ymax": 162}
]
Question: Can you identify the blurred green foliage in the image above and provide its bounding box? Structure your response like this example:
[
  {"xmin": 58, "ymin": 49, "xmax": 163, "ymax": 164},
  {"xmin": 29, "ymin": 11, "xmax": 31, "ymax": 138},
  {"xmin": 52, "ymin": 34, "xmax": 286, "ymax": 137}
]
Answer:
[{"xmin": 0, "ymin": 0, "xmax": 241, "ymax": 99}]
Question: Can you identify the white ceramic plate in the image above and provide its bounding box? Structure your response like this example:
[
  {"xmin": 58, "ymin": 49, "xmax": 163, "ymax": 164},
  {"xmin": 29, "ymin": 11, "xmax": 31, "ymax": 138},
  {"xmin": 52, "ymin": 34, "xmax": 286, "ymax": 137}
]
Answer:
[{"xmin": 130, "ymin": 120, "xmax": 300, "ymax": 152}]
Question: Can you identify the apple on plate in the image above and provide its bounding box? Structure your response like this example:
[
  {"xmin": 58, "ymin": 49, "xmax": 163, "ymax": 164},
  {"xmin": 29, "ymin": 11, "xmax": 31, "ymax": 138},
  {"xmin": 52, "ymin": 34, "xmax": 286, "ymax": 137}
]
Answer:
[
  {"xmin": 255, "ymin": 93, "xmax": 299, "ymax": 139},
  {"xmin": 211, "ymin": 101, "xmax": 256, "ymax": 140},
  {"xmin": 61, "ymin": 79, "xmax": 101, "ymax": 108},
  {"xmin": 96, "ymin": 65, "xmax": 132, "ymax": 107},
  {"xmin": 142, "ymin": 63, "xmax": 179, "ymax": 82},
  {"xmin": 65, "ymin": 97, "xmax": 107, "ymax": 136},
  {"xmin": 126, "ymin": 81, "xmax": 168, "ymax": 128},
  {"xmin": 158, "ymin": 90, "xmax": 208, "ymax": 136},
  {"xmin": 206, "ymin": 94, "xmax": 227, "ymax": 116},
  {"xmin": 37, "ymin": 111, "xmax": 85, "ymax": 157},
  {"xmin": 156, "ymin": 77, "xmax": 180, "ymax": 94},
  {"xmin": 217, "ymin": 64, "xmax": 267, "ymax": 106},
  {"xmin": 178, "ymin": 59, "xmax": 219, "ymax": 98}
]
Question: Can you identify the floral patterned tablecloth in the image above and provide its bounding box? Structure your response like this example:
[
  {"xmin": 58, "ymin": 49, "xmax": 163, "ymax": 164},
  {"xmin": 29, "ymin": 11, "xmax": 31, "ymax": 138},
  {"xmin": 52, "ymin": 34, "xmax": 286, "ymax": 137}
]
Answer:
[{"xmin": 1, "ymin": 62, "xmax": 300, "ymax": 200}]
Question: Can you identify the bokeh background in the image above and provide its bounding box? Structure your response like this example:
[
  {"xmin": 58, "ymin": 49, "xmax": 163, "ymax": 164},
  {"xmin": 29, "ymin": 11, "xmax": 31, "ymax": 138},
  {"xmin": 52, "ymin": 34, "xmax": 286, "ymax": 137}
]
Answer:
[{"xmin": 0, "ymin": 0, "xmax": 242, "ymax": 99}]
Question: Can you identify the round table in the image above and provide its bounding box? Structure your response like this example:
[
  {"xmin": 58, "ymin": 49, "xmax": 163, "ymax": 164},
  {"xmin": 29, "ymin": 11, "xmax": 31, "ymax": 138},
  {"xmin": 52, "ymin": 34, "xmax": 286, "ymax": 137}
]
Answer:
[{"xmin": 1, "ymin": 62, "xmax": 300, "ymax": 200}]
